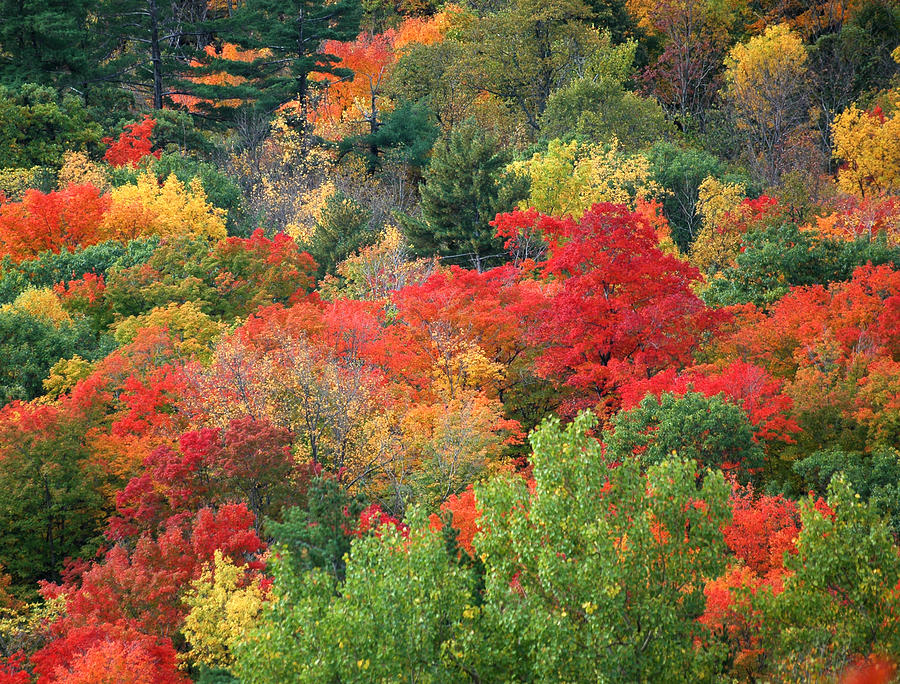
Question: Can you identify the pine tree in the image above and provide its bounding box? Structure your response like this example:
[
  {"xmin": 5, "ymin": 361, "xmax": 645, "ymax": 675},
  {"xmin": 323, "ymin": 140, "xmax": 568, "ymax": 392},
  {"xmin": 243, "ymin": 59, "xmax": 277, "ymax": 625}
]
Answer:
[
  {"xmin": 408, "ymin": 120, "xmax": 527, "ymax": 270},
  {"xmin": 211, "ymin": 0, "xmax": 363, "ymax": 117},
  {"xmin": 93, "ymin": 0, "xmax": 216, "ymax": 111},
  {"xmin": 0, "ymin": 0, "xmax": 95, "ymax": 87}
]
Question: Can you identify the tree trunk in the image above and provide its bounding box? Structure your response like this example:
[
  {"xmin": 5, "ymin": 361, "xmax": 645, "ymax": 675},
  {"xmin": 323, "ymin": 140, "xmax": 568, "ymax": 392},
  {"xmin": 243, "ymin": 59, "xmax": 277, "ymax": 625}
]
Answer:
[
  {"xmin": 149, "ymin": 0, "xmax": 163, "ymax": 109},
  {"xmin": 367, "ymin": 85, "xmax": 380, "ymax": 173}
]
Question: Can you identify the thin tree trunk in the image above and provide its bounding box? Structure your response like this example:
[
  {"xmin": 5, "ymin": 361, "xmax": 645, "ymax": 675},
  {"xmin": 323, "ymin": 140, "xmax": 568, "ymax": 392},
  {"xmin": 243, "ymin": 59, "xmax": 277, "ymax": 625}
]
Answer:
[{"xmin": 149, "ymin": 0, "xmax": 163, "ymax": 109}]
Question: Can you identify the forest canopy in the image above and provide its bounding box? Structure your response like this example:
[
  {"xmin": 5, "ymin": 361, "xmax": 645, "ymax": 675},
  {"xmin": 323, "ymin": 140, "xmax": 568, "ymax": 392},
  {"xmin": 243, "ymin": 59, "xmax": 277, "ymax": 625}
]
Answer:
[{"xmin": 0, "ymin": 0, "xmax": 899, "ymax": 681}]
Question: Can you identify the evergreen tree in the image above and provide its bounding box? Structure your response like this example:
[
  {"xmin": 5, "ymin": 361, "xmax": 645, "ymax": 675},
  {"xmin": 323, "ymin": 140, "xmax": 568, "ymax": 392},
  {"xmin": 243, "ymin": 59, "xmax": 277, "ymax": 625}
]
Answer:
[
  {"xmin": 308, "ymin": 191, "xmax": 374, "ymax": 279},
  {"xmin": 0, "ymin": 0, "xmax": 95, "ymax": 87},
  {"xmin": 89, "ymin": 0, "xmax": 217, "ymax": 111},
  {"xmin": 337, "ymin": 100, "xmax": 438, "ymax": 174},
  {"xmin": 212, "ymin": 0, "xmax": 363, "ymax": 117},
  {"xmin": 408, "ymin": 120, "xmax": 527, "ymax": 270}
]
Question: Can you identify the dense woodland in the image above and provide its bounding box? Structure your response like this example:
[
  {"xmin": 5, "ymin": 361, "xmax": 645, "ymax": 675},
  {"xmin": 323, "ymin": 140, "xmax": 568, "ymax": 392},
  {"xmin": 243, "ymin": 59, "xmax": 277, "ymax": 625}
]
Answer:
[{"xmin": 0, "ymin": 0, "xmax": 899, "ymax": 681}]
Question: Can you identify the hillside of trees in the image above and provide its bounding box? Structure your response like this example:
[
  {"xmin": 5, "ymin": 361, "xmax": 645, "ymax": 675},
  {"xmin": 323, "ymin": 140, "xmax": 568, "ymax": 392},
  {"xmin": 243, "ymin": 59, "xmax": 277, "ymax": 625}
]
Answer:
[{"xmin": 0, "ymin": 0, "xmax": 899, "ymax": 681}]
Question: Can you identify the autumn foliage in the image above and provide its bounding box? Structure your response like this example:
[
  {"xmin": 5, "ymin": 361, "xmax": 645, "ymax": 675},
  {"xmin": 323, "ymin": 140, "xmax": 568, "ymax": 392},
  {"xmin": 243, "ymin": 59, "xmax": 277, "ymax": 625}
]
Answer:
[
  {"xmin": 0, "ymin": 185, "xmax": 109, "ymax": 262},
  {"xmin": 495, "ymin": 204, "xmax": 722, "ymax": 413},
  {"xmin": 0, "ymin": 2, "xmax": 899, "ymax": 680},
  {"xmin": 102, "ymin": 117, "xmax": 161, "ymax": 168}
]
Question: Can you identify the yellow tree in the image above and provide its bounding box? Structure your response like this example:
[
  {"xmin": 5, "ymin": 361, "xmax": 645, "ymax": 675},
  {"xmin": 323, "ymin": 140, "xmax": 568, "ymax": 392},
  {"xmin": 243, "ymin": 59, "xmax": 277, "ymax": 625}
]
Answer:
[
  {"xmin": 113, "ymin": 302, "xmax": 226, "ymax": 362},
  {"xmin": 371, "ymin": 339, "xmax": 520, "ymax": 512},
  {"xmin": 510, "ymin": 138, "xmax": 662, "ymax": 216},
  {"xmin": 724, "ymin": 23, "xmax": 810, "ymax": 184},
  {"xmin": 690, "ymin": 176, "xmax": 747, "ymax": 274},
  {"xmin": 1, "ymin": 288, "xmax": 71, "ymax": 327},
  {"xmin": 100, "ymin": 172, "xmax": 227, "ymax": 242},
  {"xmin": 182, "ymin": 550, "xmax": 265, "ymax": 670},
  {"xmin": 319, "ymin": 224, "xmax": 437, "ymax": 301},
  {"xmin": 183, "ymin": 328, "xmax": 383, "ymax": 487},
  {"xmin": 57, "ymin": 151, "xmax": 109, "ymax": 191},
  {"xmin": 831, "ymin": 103, "xmax": 900, "ymax": 197},
  {"xmin": 42, "ymin": 356, "xmax": 95, "ymax": 400}
]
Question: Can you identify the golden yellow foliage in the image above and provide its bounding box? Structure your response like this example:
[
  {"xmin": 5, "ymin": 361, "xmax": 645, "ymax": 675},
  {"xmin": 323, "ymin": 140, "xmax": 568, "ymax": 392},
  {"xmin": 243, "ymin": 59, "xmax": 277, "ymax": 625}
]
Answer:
[
  {"xmin": 724, "ymin": 23, "xmax": 809, "ymax": 182},
  {"xmin": 831, "ymin": 104, "xmax": 900, "ymax": 198},
  {"xmin": 510, "ymin": 138, "xmax": 662, "ymax": 216},
  {"xmin": 182, "ymin": 551, "xmax": 265, "ymax": 670},
  {"xmin": 2, "ymin": 288, "xmax": 71, "ymax": 326},
  {"xmin": 57, "ymin": 151, "xmax": 109, "ymax": 191},
  {"xmin": 268, "ymin": 113, "xmax": 317, "ymax": 165},
  {"xmin": 431, "ymin": 339, "xmax": 506, "ymax": 401},
  {"xmin": 113, "ymin": 302, "xmax": 225, "ymax": 361},
  {"xmin": 100, "ymin": 172, "xmax": 227, "ymax": 242},
  {"xmin": 0, "ymin": 167, "xmax": 46, "ymax": 202},
  {"xmin": 282, "ymin": 181, "xmax": 336, "ymax": 244},
  {"xmin": 724, "ymin": 23, "xmax": 808, "ymax": 128},
  {"xmin": 43, "ymin": 355, "xmax": 95, "ymax": 400},
  {"xmin": 395, "ymin": 390, "xmax": 515, "ymax": 507},
  {"xmin": 205, "ymin": 0, "xmax": 247, "ymax": 12},
  {"xmin": 0, "ymin": 596, "xmax": 65, "ymax": 651},
  {"xmin": 697, "ymin": 176, "xmax": 746, "ymax": 229},
  {"xmin": 690, "ymin": 177, "xmax": 747, "ymax": 274},
  {"xmin": 361, "ymin": 338, "xmax": 518, "ymax": 507},
  {"xmin": 319, "ymin": 224, "xmax": 437, "ymax": 301}
]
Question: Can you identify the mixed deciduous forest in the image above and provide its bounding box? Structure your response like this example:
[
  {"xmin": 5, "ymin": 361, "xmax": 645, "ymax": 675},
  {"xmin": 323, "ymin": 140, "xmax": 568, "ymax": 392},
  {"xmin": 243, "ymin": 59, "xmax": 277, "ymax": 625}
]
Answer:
[{"xmin": 0, "ymin": 0, "xmax": 899, "ymax": 681}]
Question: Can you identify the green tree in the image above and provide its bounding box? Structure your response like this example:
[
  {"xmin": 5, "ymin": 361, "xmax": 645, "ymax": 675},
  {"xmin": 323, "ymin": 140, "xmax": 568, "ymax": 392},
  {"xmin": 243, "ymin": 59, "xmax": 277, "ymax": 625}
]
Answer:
[
  {"xmin": 541, "ymin": 78, "xmax": 670, "ymax": 152},
  {"xmin": 582, "ymin": 0, "xmax": 638, "ymax": 44},
  {"xmin": 145, "ymin": 109, "xmax": 218, "ymax": 155},
  {"xmin": 214, "ymin": 0, "xmax": 362, "ymax": 117},
  {"xmin": 266, "ymin": 476, "xmax": 367, "ymax": 583},
  {"xmin": 452, "ymin": 0, "xmax": 598, "ymax": 133},
  {"xmin": 0, "ymin": 84, "xmax": 102, "ymax": 169},
  {"xmin": 308, "ymin": 192, "xmax": 375, "ymax": 279},
  {"xmin": 92, "ymin": 0, "xmax": 214, "ymax": 111},
  {"xmin": 0, "ymin": 238, "xmax": 157, "ymax": 306},
  {"xmin": 0, "ymin": 0, "xmax": 95, "ymax": 87},
  {"xmin": 849, "ymin": 0, "xmax": 900, "ymax": 92},
  {"xmin": 752, "ymin": 477, "xmax": 900, "ymax": 679},
  {"xmin": 407, "ymin": 120, "xmax": 527, "ymax": 269},
  {"xmin": 337, "ymin": 100, "xmax": 438, "ymax": 174},
  {"xmin": 236, "ymin": 508, "xmax": 473, "ymax": 683},
  {"xmin": 0, "ymin": 311, "xmax": 103, "ymax": 404},
  {"xmin": 702, "ymin": 224, "xmax": 900, "ymax": 308},
  {"xmin": 807, "ymin": 25, "xmax": 888, "ymax": 157},
  {"xmin": 466, "ymin": 412, "xmax": 731, "ymax": 680},
  {"xmin": 648, "ymin": 142, "xmax": 729, "ymax": 250},
  {"xmin": 234, "ymin": 412, "xmax": 733, "ymax": 681},
  {"xmin": 386, "ymin": 40, "xmax": 476, "ymax": 132},
  {"xmin": 236, "ymin": 478, "xmax": 474, "ymax": 682},
  {"xmin": 794, "ymin": 447, "xmax": 900, "ymax": 535},
  {"xmin": 0, "ymin": 405, "xmax": 107, "ymax": 598},
  {"xmin": 540, "ymin": 35, "xmax": 670, "ymax": 152},
  {"xmin": 604, "ymin": 392, "xmax": 765, "ymax": 480}
]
